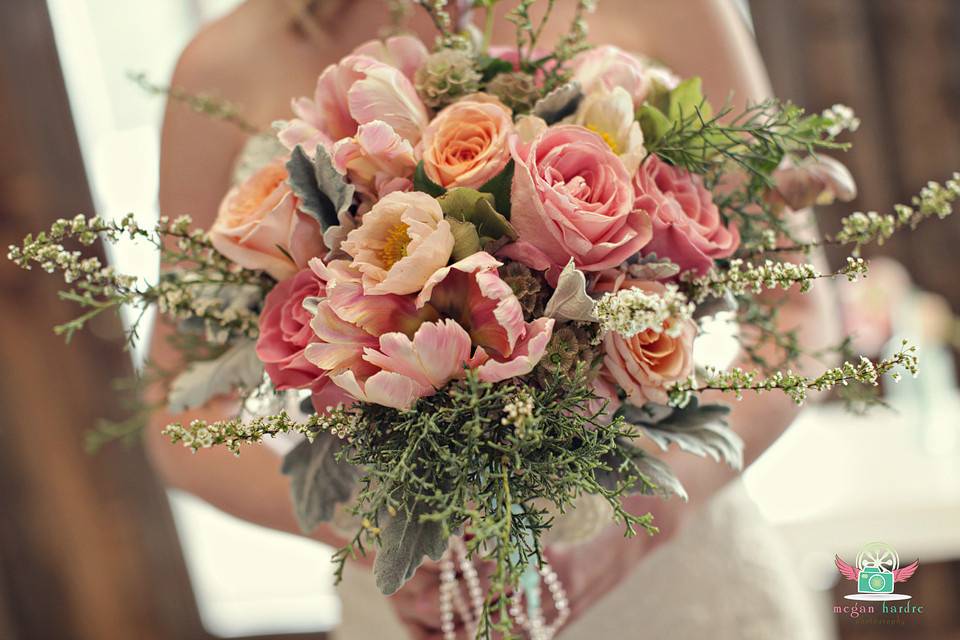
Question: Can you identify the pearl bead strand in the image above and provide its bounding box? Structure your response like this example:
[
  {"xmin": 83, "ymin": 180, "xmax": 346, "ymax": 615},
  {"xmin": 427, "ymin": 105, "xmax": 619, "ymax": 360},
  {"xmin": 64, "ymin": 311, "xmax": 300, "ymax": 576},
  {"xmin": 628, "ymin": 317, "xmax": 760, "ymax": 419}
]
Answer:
[{"xmin": 438, "ymin": 538, "xmax": 569, "ymax": 639}]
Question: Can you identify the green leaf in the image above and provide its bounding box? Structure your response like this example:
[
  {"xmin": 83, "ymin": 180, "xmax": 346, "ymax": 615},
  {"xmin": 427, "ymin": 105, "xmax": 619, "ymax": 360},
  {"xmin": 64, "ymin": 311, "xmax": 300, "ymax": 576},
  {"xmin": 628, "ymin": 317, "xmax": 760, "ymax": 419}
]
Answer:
[
  {"xmin": 285, "ymin": 145, "xmax": 354, "ymax": 230},
  {"xmin": 619, "ymin": 399, "xmax": 743, "ymax": 470},
  {"xmin": 373, "ymin": 501, "xmax": 448, "ymax": 595},
  {"xmin": 637, "ymin": 104, "xmax": 672, "ymax": 146},
  {"xmin": 413, "ymin": 160, "xmax": 446, "ymax": 197},
  {"xmin": 167, "ymin": 340, "xmax": 263, "ymax": 413},
  {"xmin": 281, "ymin": 433, "xmax": 359, "ymax": 534},
  {"xmin": 447, "ymin": 218, "xmax": 483, "ymax": 261},
  {"xmin": 477, "ymin": 54, "xmax": 515, "ymax": 82},
  {"xmin": 477, "ymin": 159, "xmax": 514, "ymax": 217},
  {"xmin": 667, "ymin": 77, "xmax": 712, "ymax": 123},
  {"xmin": 437, "ymin": 188, "xmax": 517, "ymax": 244}
]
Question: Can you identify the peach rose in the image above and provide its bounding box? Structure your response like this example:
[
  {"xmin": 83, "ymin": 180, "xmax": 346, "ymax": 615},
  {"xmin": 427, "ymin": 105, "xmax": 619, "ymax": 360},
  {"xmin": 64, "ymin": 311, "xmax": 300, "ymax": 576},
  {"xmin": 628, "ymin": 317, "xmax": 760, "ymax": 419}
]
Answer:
[
  {"xmin": 600, "ymin": 280, "xmax": 697, "ymax": 405},
  {"xmin": 340, "ymin": 191, "xmax": 455, "ymax": 295},
  {"xmin": 210, "ymin": 159, "xmax": 326, "ymax": 281},
  {"xmin": 420, "ymin": 96, "xmax": 514, "ymax": 189}
]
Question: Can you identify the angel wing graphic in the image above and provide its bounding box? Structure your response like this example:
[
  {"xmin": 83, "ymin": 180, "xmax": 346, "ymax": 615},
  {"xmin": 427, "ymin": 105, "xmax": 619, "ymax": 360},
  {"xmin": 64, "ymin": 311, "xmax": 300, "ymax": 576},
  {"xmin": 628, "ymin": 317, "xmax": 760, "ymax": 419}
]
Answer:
[
  {"xmin": 893, "ymin": 559, "xmax": 920, "ymax": 583},
  {"xmin": 835, "ymin": 555, "xmax": 859, "ymax": 581}
]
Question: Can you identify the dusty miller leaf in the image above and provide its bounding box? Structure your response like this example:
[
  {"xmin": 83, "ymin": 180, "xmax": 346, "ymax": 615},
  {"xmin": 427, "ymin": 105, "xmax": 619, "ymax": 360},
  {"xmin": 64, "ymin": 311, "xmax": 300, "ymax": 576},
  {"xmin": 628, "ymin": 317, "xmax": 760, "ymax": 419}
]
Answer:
[
  {"xmin": 595, "ymin": 439, "xmax": 688, "ymax": 501},
  {"xmin": 281, "ymin": 433, "xmax": 358, "ymax": 533},
  {"xmin": 543, "ymin": 260, "xmax": 597, "ymax": 322},
  {"xmin": 629, "ymin": 253, "xmax": 681, "ymax": 280},
  {"xmin": 374, "ymin": 501, "xmax": 449, "ymax": 595},
  {"xmin": 167, "ymin": 340, "xmax": 264, "ymax": 412},
  {"xmin": 619, "ymin": 399, "xmax": 743, "ymax": 470},
  {"xmin": 532, "ymin": 81, "xmax": 582, "ymax": 124},
  {"xmin": 286, "ymin": 145, "xmax": 354, "ymax": 230}
]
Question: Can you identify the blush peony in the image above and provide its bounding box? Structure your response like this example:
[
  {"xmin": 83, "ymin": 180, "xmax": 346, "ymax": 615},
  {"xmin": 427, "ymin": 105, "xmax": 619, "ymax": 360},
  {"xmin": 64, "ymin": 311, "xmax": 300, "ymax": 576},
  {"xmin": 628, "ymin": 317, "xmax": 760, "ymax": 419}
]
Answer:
[
  {"xmin": 209, "ymin": 159, "xmax": 325, "ymax": 281},
  {"xmin": 634, "ymin": 155, "xmax": 740, "ymax": 276},
  {"xmin": 340, "ymin": 191, "xmax": 454, "ymax": 295}
]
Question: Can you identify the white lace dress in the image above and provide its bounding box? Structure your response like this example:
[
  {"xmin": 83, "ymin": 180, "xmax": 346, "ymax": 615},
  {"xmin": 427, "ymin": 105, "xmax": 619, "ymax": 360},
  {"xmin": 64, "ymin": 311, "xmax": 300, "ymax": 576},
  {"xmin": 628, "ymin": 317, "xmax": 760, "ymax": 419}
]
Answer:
[{"xmin": 233, "ymin": 136, "xmax": 836, "ymax": 640}]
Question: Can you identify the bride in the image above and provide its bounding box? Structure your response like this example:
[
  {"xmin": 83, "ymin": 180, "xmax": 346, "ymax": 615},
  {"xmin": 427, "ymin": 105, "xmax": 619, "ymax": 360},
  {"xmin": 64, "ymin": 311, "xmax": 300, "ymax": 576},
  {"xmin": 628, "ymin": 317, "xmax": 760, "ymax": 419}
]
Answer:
[{"xmin": 146, "ymin": 1, "xmax": 839, "ymax": 638}]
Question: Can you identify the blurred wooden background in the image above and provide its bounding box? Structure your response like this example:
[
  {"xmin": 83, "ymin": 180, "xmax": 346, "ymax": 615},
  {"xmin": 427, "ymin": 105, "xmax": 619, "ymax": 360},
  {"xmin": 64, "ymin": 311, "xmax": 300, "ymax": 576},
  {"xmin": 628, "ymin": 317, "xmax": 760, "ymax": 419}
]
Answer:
[
  {"xmin": 751, "ymin": 2, "xmax": 960, "ymax": 639},
  {"xmin": 0, "ymin": 1, "xmax": 957, "ymax": 639}
]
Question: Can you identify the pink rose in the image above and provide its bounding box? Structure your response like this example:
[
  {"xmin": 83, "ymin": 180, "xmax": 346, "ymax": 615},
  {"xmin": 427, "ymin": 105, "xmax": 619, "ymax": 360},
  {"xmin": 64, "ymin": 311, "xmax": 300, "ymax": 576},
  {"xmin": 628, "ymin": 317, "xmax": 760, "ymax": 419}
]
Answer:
[
  {"xmin": 598, "ymin": 280, "xmax": 697, "ymax": 405},
  {"xmin": 634, "ymin": 155, "xmax": 739, "ymax": 276},
  {"xmin": 256, "ymin": 268, "xmax": 328, "ymax": 391},
  {"xmin": 278, "ymin": 54, "xmax": 429, "ymax": 153},
  {"xmin": 210, "ymin": 159, "xmax": 325, "ymax": 281},
  {"xmin": 420, "ymin": 95, "xmax": 514, "ymax": 189},
  {"xmin": 571, "ymin": 46, "xmax": 650, "ymax": 107},
  {"xmin": 507, "ymin": 125, "xmax": 652, "ymax": 274}
]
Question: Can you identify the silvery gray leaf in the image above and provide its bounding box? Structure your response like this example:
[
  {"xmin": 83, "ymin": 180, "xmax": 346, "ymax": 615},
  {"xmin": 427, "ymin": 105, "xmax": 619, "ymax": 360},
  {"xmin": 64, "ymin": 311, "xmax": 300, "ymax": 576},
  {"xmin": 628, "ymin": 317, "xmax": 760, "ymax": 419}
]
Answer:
[
  {"xmin": 314, "ymin": 145, "xmax": 355, "ymax": 219},
  {"xmin": 281, "ymin": 433, "xmax": 358, "ymax": 533},
  {"xmin": 620, "ymin": 399, "xmax": 743, "ymax": 470},
  {"xmin": 628, "ymin": 255, "xmax": 681, "ymax": 280},
  {"xmin": 544, "ymin": 260, "xmax": 597, "ymax": 322},
  {"xmin": 634, "ymin": 455, "xmax": 688, "ymax": 501},
  {"xmin": 374, "ymin": 501, "xmax": 448, "ymax": 595},
  {"xmin": 532, "ymin": 81, "xmax": 583, "ymax": 124},
  {"xmin": 167, "ymin": 340, "xmax": 264, "ymax": 413},
  {"xmin": 693, "ymin": 291, "xmax": 738, "ymax": 319},
  {"xmin": 595, "ymin": 439, "xmax": 687, "ymax": 500},
  {"xmin": 286, "ymin": 145, "xmax": 355, "ymax": 230}
]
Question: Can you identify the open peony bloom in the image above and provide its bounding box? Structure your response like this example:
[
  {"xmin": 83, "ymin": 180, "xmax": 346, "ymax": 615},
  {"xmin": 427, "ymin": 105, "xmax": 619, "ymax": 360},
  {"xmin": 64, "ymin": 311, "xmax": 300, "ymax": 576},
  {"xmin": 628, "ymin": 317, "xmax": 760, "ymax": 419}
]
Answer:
[
  {"xmin": 599, "ymin": 280, "xmax": 697, "ymax": 406},
  {"xmin": 209, "ymin": 159, "xmax": 325, "ymax": 281},
  {"xmin": 341, "ymin": 191, "xmax": 455, "ymax": 295},
  {"xmin": 634, "ymin": 154, "xmax": 740, "ymax": 276},
  {"xmin": 420, "ymin": 95, "xmax": 514, "ymax": 189},
  {"xmin": 565, "ymin": 86, "xmax": 645, "ymax": 175},
  {"xmin": 328, "ymin": 253, "xmax": 554, "ymax": 410},
  {"xmin": 505, "ymin": 124, "xmax": 652, "ymax": 276},
  {"xmin": 278, "ymin": 54, "xmax": 429, "ymax": 153}
]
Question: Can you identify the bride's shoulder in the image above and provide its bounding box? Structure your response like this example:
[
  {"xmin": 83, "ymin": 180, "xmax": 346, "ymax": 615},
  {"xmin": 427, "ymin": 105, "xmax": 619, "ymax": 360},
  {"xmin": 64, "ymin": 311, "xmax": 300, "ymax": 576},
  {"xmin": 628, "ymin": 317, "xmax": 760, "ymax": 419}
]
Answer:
[{"xmin": 173, "ymin": 2, "xmax": 292, "ymax": 91}]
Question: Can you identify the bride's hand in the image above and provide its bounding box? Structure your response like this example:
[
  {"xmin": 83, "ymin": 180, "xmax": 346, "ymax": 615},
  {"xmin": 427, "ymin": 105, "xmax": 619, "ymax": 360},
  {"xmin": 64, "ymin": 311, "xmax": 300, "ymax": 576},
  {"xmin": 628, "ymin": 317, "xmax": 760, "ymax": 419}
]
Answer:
[{"xmin": 388, "ymin": 508, "xmax": 659, "ymax": 639}]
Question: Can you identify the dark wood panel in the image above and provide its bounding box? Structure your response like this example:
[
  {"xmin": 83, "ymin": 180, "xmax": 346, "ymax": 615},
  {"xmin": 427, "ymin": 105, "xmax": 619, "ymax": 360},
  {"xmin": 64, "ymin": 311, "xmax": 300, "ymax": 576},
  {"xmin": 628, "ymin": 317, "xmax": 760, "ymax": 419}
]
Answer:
[{"xmin": 0, "ymin": 0, "xmax": 205, "ymax": 639}]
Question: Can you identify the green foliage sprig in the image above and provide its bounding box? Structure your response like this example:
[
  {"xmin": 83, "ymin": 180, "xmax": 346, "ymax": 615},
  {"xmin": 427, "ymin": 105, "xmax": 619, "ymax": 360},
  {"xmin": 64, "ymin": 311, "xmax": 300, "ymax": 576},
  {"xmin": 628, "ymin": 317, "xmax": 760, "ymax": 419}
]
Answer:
[
  {"xmin": 7, "ymin": 213, "xmax": 269, "ymax": 345},
  {"xmin": 336, "ymin": 367, "xmax": 655, "ymax": 637},
  {"xmin": 669, "ymin": 340, "xmax": 919, "ymax": 406}
]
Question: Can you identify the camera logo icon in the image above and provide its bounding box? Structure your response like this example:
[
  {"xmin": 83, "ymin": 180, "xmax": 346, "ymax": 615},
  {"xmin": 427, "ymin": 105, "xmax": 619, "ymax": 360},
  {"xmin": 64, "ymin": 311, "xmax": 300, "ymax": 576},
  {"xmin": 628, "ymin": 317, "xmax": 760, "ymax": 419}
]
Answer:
[
  {"xmin": 857, "ymin": 566, "xmax": 894, "ymax": 594},
  {"xmin": 836, "ymin": 542, "xmax": 918, "ymax": 602}
]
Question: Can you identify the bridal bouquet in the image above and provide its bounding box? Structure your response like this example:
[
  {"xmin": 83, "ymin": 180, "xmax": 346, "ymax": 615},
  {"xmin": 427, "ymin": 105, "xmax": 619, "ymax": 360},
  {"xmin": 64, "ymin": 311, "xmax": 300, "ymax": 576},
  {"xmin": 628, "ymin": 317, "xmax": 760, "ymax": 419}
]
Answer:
[{"xmin": 9, "ymin": 1, "xmax": 957, "ymax": 637}]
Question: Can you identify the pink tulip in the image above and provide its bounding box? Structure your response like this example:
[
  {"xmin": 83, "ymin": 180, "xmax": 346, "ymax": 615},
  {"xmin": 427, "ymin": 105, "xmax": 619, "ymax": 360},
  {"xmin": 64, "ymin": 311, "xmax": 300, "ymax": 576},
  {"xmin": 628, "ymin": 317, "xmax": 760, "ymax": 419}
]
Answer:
[
  {"xmin": 278, "ymin": 54, "xmax": 429, "ymax": 153},
  {"xmin": 332, "ymin": 120, "xmax": 417, "ymax": 201},
  {"xmin": 352, "ymin": 35, "xmax": 429, "ymax": 82},
  {"xmin": 571, "ymin": 46, "xmax": 651, "ymax": 107}
]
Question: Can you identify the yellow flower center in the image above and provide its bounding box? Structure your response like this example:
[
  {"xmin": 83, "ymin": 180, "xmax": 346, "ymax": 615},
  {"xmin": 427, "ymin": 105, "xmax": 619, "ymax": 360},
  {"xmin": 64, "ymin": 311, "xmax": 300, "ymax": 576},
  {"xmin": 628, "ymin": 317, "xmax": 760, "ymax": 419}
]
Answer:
[
  {"xmin": 379, "ymin": 223, "xmax": 411, "ymax": 269},
  {"xmin": 587, "ymin": 124, "xmax": 621, "ymax": 154}
]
